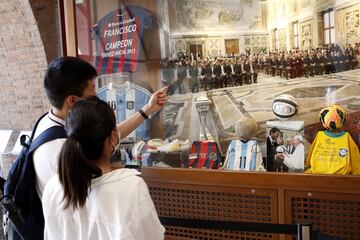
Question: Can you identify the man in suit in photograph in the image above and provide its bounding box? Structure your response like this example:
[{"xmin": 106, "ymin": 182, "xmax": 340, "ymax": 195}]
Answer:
[{"xmin": 266, "ymin": 127, "xmax": 281, "ymax": 171}]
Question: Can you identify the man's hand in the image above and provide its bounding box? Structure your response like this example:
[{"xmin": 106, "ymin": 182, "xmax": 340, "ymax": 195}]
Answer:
[
  {"xmin": 117, "ymin": 86, "xmax": 168, "ymax": 139},
  {"xmin": 143, "ymin": 86, "xmax": 168, "ymax": 115}
]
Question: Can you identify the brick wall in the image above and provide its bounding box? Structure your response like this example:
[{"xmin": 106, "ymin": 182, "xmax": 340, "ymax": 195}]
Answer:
[{"xmin": 0, "ymin": 0, "xmax": 61, "ymax": 130}]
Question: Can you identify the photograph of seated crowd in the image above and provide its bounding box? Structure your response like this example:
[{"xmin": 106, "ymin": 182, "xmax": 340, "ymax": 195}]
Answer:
[
  {"xmin": 160, "ymin": 43, "xmax": 359, "ymax": 95},
  {"xmin": 68, "ymin": 0, "xmax": 360, "ymax": 173}
]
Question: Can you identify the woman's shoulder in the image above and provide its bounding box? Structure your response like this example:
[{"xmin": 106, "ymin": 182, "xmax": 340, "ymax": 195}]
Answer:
[
  {"xmin": 93, "ymin": 169, "xmax": 151, "ymax": 202},
  {"xmin": 92, "ymin": 168, "xmax": 142, "ymax": 186}
]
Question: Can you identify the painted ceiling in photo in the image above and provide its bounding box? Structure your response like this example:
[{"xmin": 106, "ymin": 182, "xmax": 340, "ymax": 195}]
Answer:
[{"xmin": 170, "ymin": 0, "xmax": 263, "ymax": 33}]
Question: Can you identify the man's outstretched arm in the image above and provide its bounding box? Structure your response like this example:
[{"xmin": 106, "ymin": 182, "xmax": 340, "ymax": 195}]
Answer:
[{"xmin": 116, "ymin": 86, "xmax": 168, "ymax": 139}]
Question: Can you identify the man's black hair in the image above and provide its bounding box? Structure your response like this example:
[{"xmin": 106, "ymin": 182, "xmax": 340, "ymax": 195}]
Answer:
[
  {"xmin": 44, "ymin": 57, "xmax": 97, "ymax": 109},
  {"xmin": 269, "ymin": 127, "xmax": 281, "ymax": 134}
]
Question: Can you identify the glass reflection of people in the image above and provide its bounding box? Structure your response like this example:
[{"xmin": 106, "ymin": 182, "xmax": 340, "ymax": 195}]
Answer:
[
  {"xmin": 42, "ymin": 97, "xmax": 165, "ymax": 239},
  {"xmin": 274, "ymin": 145, "xmax": 288, "ymax": 172},
  {"xmin": 286, "ymin": 137, "xmax": 295, "ymax": 154},
  {"xmin": 266, "ymin": 127, "xmax": 281, "ymax": 171},
  {"xmin": 283, "ymin": 135, "xmax": 304, "ymax": 172}
]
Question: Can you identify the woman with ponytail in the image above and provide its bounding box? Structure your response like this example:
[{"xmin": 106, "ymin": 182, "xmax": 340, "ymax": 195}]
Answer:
[{"xmin": 42, "ymin": 96, "xmax": 165, "ymax": 240}]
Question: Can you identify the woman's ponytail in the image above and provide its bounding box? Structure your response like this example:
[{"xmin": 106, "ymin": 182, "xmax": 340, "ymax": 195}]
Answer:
[
  {"xmin": 59, "ymin": 136, "xmax": 102, "ymax": 209},
  {"xmin": 58, "ymin": 96, "xmax": 116, "ymax": 209}
]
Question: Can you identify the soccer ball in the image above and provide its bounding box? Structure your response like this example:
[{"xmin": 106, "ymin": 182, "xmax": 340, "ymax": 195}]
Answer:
[
  {"xmin": 272, "ymin": 94, "xmax": 299, "ymax": 119},
  {"xmin": 235, "ymin": 117, "xmax": 258, "ymax": 141},
  {"xmin": 319, "ymin": 105, "xmax": 346, "ymax": 130}
]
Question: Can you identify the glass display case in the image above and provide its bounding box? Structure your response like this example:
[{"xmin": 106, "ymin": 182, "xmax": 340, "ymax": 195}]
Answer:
[{"xmin": 66, "ymin": 0, "xmax": 360, "ymax": 172}]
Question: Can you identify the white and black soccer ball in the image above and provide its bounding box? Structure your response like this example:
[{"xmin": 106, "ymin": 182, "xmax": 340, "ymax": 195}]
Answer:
[{"xmin": 272, "ymin": 94, "xmax": 299, "ymax": 119}]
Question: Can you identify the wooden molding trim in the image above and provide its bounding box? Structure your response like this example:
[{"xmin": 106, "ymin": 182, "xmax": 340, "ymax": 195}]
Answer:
[
  {"xmin": 63, "ymin": 0, "xmax": 77, "ymax": 56},
  {"xmin": 141, "ymin": 167, "xmax": 360, "ymax": 194}
]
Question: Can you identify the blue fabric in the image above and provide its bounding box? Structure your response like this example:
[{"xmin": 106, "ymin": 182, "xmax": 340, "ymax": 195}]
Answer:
[
  {"xmin": 249, "ymin": 144, "xmax": 257, "ymax": 171},
  {"xmin": 134, "ymin": 90, "xmax": 149, "ymax": 139},
  {"xmin": 124, "ymin": 148, "xmax": 132, "ymax": 165},
  {"xmin": 227, "ymin": 141, "xmax": 235, "ymax": 170},
  {"xmin": 225, "ymin": 140, "xmax": 259, "ymax": 171},
  {"xmin": 97, "ymin": 85, "xmax": 150, "ymax": 140},
  {"xmin": 240, "ymin": 141, "xmax": 248, "ymax": 169},
  {"xmin": 96, "ymin": 87, "xmax": 107, "ymax": 101},
  {"xmin": 116, "ymin": 93, "xmax": 126, "ymax": 124}
]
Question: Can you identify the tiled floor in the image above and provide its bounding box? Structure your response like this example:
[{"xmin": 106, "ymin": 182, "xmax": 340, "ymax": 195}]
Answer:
[{"xmin": 164, "ymin": 70, "xmax": 360, "ymax": 152}]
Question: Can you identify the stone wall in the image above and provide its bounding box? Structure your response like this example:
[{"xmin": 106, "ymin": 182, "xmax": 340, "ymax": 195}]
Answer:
[
  {"xmin": 268, "ymin": 0, "xmax": 360, "ymax": 51},
  {"xmin": 170, "ymin": 34, "xmax": 269, "ymax": 57},
  {"xmin": 299, "ymin": 20, "xmax": 313, "ymax": 49},
  {"xmin": 0, "ymin": 0, "xmax": 60, "ymax": 130},
  {"xmin": 336, "ymin": 2, "xmax": 360, "ymax": 47}
]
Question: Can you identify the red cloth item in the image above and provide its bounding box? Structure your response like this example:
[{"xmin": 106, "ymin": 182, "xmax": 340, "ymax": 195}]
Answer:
[{"xmin": 188, "ymin": 141, "xmax": 222, "ymax": 169}]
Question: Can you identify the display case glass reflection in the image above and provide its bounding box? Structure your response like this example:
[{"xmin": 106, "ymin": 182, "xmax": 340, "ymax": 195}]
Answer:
[{"xmin": 74, "ymin": 0, "xmax": 360, "ymax": 173}]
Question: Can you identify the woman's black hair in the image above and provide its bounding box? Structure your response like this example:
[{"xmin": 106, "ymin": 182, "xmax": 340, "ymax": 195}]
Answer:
[{"xmin": 58, "ymin": 96, "xmax": 116, "ymax": 209}]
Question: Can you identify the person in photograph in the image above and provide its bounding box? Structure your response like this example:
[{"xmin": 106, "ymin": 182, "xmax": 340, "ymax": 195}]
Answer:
[
  {"xmin": 266, "ymin": 127, "xmax": 281, "ymax": 171},
  {"xmin": 285, "ymin": 137, "xmax": 295, "ymax": 154},
  {"xmin": 273, "ymin": 144, "xmax": 289, "ymax": 172},
  {"xmin": 283, "ymin": 135, "xmax": 305, "ymax": 172}
]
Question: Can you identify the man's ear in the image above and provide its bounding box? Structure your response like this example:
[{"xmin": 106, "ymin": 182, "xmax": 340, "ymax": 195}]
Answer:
[{"xmin": 66, "ymin": 95, "xmax": 77, "ymax": 108}]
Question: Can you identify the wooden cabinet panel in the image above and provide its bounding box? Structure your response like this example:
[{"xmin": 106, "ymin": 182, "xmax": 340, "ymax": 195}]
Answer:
[{"xmin": 285, "ymin": 191, "xmax": 360, "ymax": 240}]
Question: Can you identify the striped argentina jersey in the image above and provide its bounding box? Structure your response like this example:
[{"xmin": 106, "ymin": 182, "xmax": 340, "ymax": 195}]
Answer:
[
  {"xmin": 93, "ymin": 6, "xmax": 154, "ymax": 75},
  {"xmin": 222, "ymin": 140, "xmax": 263, "ymax": 171},
  {"xmin": 97, "ymin": 81, "xmax": 151, "ymax": 140}
]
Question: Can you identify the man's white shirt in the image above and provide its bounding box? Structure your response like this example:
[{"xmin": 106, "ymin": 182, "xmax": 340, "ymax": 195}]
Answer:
[{"xmin": 33, "ymin": 110, "xmax": 66, "ymax": 198}]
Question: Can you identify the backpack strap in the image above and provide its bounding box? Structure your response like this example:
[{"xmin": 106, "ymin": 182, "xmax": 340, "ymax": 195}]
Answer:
[
  {"xmin": 20, "ymin": 113, "xmax": 49, "ymax": 149},
  {"xmin": 30, "ymin": 113, "xmax": 49, "ymax": 139},
  {"xmin": 28, "ymin": 126, "xmax": 67, "ymax": 154}
]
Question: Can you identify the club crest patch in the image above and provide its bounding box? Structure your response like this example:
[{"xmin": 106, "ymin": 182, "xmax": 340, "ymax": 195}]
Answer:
[
  {"xmin": 208, "ymin": 152, "xmax": 217, "ymax": 160},
  {"xmin": 338, "ymin": 148, "xmax": 348, "ymax": 158},
  {"xmin": 126, "ymin": 101, "xmax": 134, "ymax": 110}
]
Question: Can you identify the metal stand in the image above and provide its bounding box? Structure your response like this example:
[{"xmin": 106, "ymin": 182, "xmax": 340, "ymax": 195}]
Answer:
[{"xmin": 194, "ymin": 95, "xmax": 212, "ymax": 141}]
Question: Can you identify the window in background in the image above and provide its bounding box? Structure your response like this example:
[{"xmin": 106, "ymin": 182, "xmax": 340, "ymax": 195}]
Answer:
[
  {"xmin": 293, "ymin": 22, "xmax": 299, "ymax": 48},
  {"xmin": 324, "ymin": 9, "xmax": 335, "ymax": 44}
]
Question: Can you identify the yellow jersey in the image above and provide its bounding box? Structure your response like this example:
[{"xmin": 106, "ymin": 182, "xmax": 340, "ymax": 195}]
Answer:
[{"xmin": 305, "ymin": 131, "xmax": 360, "ymax": 175}]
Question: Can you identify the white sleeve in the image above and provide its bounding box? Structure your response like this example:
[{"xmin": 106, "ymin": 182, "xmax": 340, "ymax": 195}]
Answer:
[
  {"xmin": 255, "ymin": 144, "xmax": 263, "ymax": 169},
  {"xmin": 129, "ymin": 180, "xmax": 165, "ymax": 240},
  {"xmin": 130, "ymin": 198, "xmax": 165, "ymax": 240},
  {"xmin": 283, "ymin": 155, "xmax": 294, "ymax": 169},
  {"xmin": 222, "ymin": 142, "xmax": 233, "ymax": 170},
  {"xmin": 284, "ymin": 145, "xmax": 304, "ymax": 170},
  {"xmin": 33, "ymin": 138, "xmax": 66, "ymax": 198}
]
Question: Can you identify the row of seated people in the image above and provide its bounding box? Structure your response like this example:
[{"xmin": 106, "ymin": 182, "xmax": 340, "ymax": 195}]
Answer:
[
  {"xmin": 161, "ymin": 45, "xmax": 358, "ymax": 93},
  {"xmin": 161, "ymin": 58, "xmax": 259, "ymax": 93},
  {"xmin": 258, "ymin": 49, "xmax": 358, "ymax": 79}
]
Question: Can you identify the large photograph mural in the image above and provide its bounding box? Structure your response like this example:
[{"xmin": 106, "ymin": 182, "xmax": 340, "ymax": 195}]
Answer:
[
  {"xmin": 159, "ymin": 0, "xmax": 360, "ymax": 170},
  {"xmin": 74, "ymin": 0, "xmax": 360, "ymax": 171}
]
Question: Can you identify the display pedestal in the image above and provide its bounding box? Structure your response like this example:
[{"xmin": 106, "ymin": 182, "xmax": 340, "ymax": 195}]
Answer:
[{"xmin": 146, "ymin": 151, "xmax": 189, "ymax": 168}]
